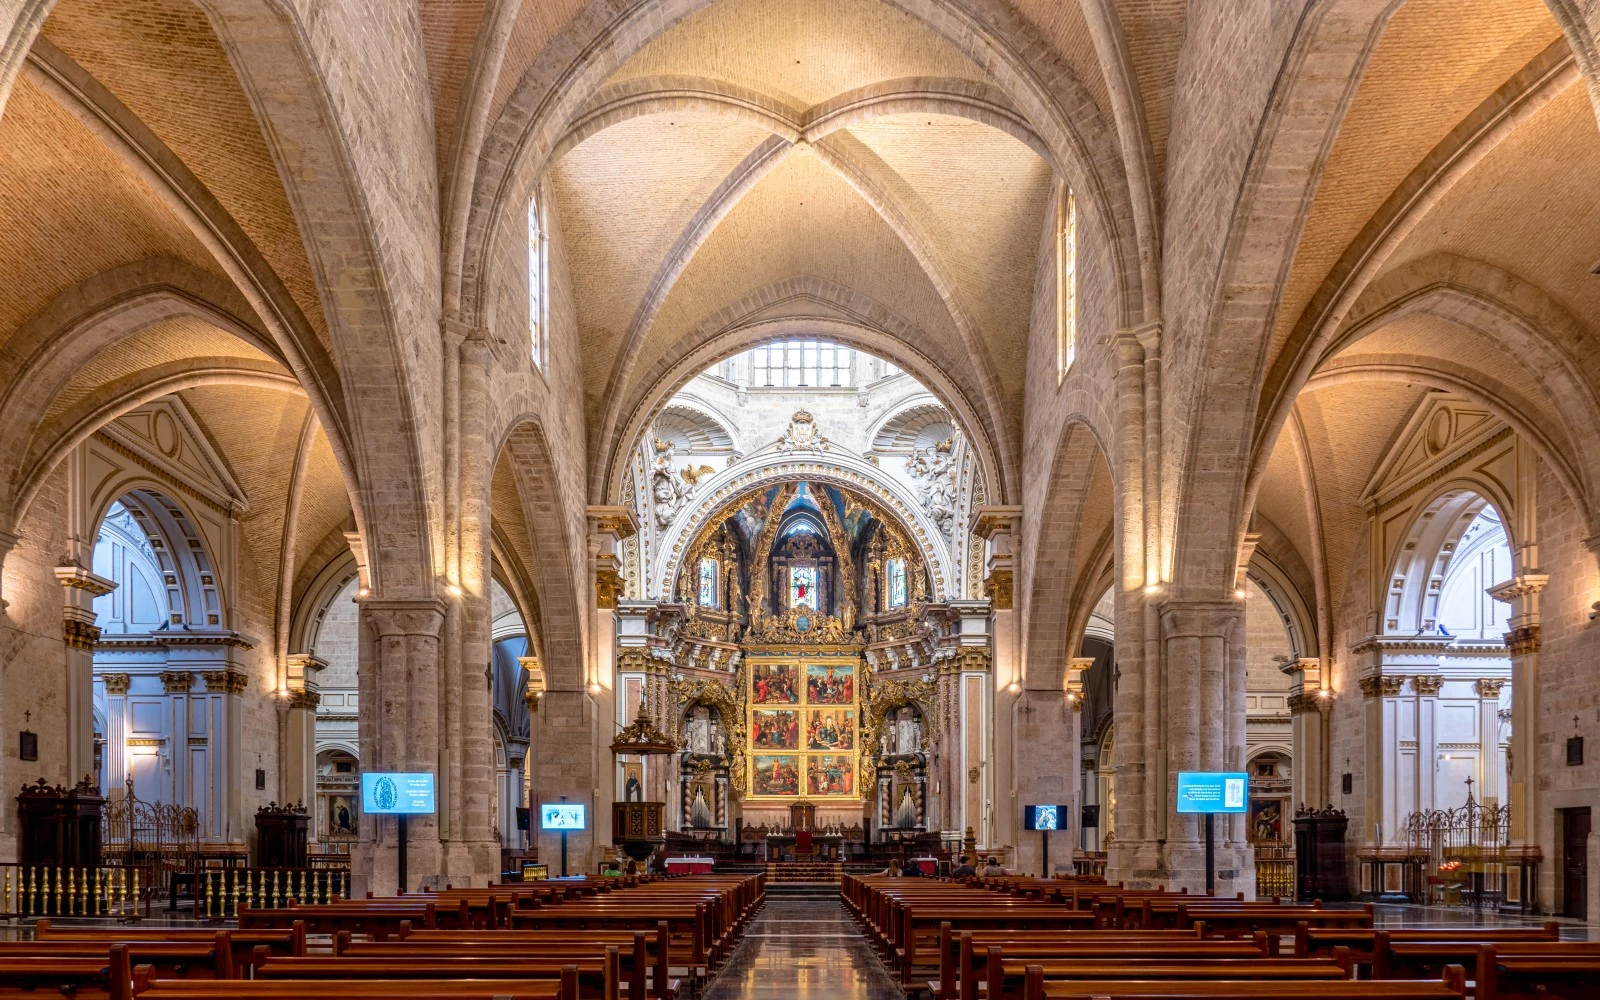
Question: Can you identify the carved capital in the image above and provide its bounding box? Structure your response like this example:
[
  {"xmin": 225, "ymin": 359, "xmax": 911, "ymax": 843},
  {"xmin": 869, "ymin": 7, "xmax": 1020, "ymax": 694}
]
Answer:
[
  {"xmin": 101, "ymin": 673, "xmax": 131, "ymax": 695},
  {"xmin": 985, "ymin": 569, "xmax": 1013, "ymax": 610},
  {"xmin": 1475, "ymin": 678, "xmax": 1506, "ymax": 698},
  {"xmin": 1358, "ymin": 674, "xmax": 1406, "ymax": 698},
  {"xmin": 616, "ymin": 648, "xmax": 651, "ymax": 673},
  {"xmin": 1413, "ymin": 674, "xmax": 1445, "ymax": 696},
  {"xmin": 160, "ymin": 670, "xmax": 194, "ymax": 693},
  {"xmin": 596, "ymin": 567, "xmax": 624, "ymax": 609},
  {"xmin": 202, "ymin": 670, "xmax": 248, "ymax": 694},
  {"xmin": 63, "ymin": 618, "xmax": 101, "ymax": 650},
  {"xmin": 1504, "ymin": 624, "xmax": 1541, "ymax": 657},
  {"xmin": 361, "ymin": 599, "xmax": 447, "ymax": 639},
  {"xmin": 287, "ymin": 689, "xmax": 321, "ymax": 710},
  {"xmin": 956, "ymin": 647, "xmax": 991, "ymax": 673}
]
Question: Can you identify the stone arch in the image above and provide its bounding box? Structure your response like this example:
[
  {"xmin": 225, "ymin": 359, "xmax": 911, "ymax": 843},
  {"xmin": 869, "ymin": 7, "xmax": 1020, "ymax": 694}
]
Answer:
[
  {"xmin": 497, "ymin": 417, "xmax": 586, "ymax": 690},
  {"xmin": 196, "ymin": 0, "xmax": 444, "ymax": 601},
  {"xmin": 1380, "ymin": 485, "xmax": 1517, "ymax": 637},
  {"xmin": 1245, "ymin": 551, "xmax": 1318, "ymax": 663},
  {"xmin": 450, "ymin": 0, "xmax": 1152, "ymax": 343},
  {"xmin": 1170, "ymin": 0, "xmax": 1408, "ymax": 595},
  {"xmin": 289, "ymin": 550, "xmax": 362, "ymax": 658},
  {"xmin": 1024, "ymin": 419, "xmax": 1117, "ymax": 688},
  {"xmin": 598, "ymin": 282, "xmax": 1006, "ymax": 506},
  {"xmin": 656, "ymin": 455, "xmax": 953, "ymax": 604}
]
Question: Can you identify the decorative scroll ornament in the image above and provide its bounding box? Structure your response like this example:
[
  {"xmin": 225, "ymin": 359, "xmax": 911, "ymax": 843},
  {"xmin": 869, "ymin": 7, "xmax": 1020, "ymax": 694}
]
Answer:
[
  {"xmin": 906, "ymin": 436, "xmax": 959, "ymax": 536},
  {"xmin": 670, "ymin": 671, "xmax": 748, "ymax": 796},
  {"xmin": 776, "ymin": 410, "xmax": 830, "ymax": 453},
  {"xmin": 748, "ymin": 606, "xmax": 852, "ymax": 645}
]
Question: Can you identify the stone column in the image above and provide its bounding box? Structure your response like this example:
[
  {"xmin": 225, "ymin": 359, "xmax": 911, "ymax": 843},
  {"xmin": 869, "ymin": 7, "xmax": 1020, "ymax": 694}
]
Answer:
[
  {"xmin": 1413, "ymin": 675, "xmax": 1445, "ymax": 814},
  {"xmin": 971, "ymin": 507, "xmax": 1016, "ymax": 853},
  {"xmin": 161, "ymin": 670, "xmax": 195, "ymax": 821},
  {"xmin": 1488, "ymin": 574, "xmax": 1546, "ymax": 851},
  {"xmin": 1284, "ymin": 658, "xmax": 1332, "ymax": 809},
  {"xmin": 55, "ymin": 565, "xmax": 115, "ymax": 784},
  {"xmin": 356, "ymin": 599, "xmax": 446, "ymax": 895},
  {"xmin": 533, "ymin": 689, "xmax": 597, "ymax": 875},
  {"xmin": 1474, "ymin": 678, "xmax": 1506, "ymax": 807},
  {"xmin": 1158, "ymin": 599, "xmax": 1252, "ymax": 894},
  {"xmin": 200, "ymin": 669, "xmax": 248, "ymax": 843},
  {"xmin": 101, "ymin": 673, "xmax": 131, "ymax": 796},
  {"xmin": 284, "ymin": 653, "xmax": 324, "ymax": 828},
  {"xmin": 589, "ymin": 506, "xmax": 636, "ymax": 868}
]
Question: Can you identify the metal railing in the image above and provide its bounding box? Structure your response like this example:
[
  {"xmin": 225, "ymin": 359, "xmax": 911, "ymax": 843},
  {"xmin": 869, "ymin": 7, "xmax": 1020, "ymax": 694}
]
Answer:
[
  {"xmin": 1254, "ymin": 845, "xmax": 1295, "ymax": 899},
  {"xmin": 0, "ymin": 864, "xmax": 140, "ymax": 918},
  {"xmin": 195, "ymin": 867, "xmax": 350, "ymax": 919}
]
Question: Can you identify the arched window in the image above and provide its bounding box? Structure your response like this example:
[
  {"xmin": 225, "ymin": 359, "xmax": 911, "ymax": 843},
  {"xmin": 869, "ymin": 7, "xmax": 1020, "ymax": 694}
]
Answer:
[
  {"xmin": 528, "ymin": 194, "xmax": 546, "ymax": 372},
  {"xmin": 886, "ymin": 558, "xmax": 907, "ymax": 609},
  {"xmin": 698, "ymin": 558, "xmax": 718, "ymax": 608},
  {"xmin": 789, "ymin": 565, "xmax": 818, "ymax": 610},
  {"xmin": 1056, "ymin": 179, "xmax": 1076, "ymax": 382}
]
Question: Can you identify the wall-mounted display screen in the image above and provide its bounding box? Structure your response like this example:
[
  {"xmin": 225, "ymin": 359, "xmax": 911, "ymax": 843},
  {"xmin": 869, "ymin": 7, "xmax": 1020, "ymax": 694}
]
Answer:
[
  {"xmin": 360, "ymin": 772, "xmax": 436, "ymax": 814},
  {"xmin": 540, "ymin": 803, "xmax": 587, "ymax": 830},
  {"xmin": 1024, "ymin": 804, "xmax": 1066, "ymax": 830},
  {"xmin": 1175, "ymin": 771, "xmax": 1249, "ymax": 813}
]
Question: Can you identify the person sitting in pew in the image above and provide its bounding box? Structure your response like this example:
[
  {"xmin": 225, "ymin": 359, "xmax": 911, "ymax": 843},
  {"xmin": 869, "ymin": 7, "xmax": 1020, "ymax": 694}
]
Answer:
[
  {"xmin": 952, "ymin": 855, "xmax": 977, "ymax": 878},
  {"xmin": 981, "ymin": 857, "xmax": 1007, "ymax": 877}
]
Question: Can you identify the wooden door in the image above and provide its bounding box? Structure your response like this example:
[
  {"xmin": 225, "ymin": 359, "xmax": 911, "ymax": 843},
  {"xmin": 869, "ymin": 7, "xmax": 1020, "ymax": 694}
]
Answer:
[{"xmin": 1562, "ymin": 807, "xmax": 1590, "ymax": 920}]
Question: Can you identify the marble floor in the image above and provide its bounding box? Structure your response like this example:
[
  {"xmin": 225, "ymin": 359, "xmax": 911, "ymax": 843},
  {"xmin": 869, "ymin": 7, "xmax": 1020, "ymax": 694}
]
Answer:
[{"xmin": 703, "ymin": 897, "xmax": 902, "ymax": 1000}]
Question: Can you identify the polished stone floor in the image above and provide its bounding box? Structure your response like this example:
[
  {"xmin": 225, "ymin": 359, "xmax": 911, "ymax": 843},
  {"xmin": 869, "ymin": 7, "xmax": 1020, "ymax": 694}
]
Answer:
[{"xmin": 703, "ymin": 897, "xmax": 902, "ymax": 1000}]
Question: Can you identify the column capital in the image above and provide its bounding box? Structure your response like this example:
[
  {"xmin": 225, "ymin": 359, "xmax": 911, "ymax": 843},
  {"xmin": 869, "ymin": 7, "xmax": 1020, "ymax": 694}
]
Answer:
[
  {"xmin": 54, "ymin": 564, "xmax": 116, "ymax": 598},
  {"xmin": 286, "ymin": 689, "xmax": 321, "ymax": 710},
  {"xmin": 1158, "ymin": 598, "xmax": 1239, "ymax": 639},
  {"xmin": 1475, "ymin": 677, "xmax": 1506, "ymax": 698},
  {"xmin": 160, "ymin": 670, "xmax": 194, "ymax": 693},
  {"xmin": 202, "ymin": 669, "xmax": 249, "ymax": 694},
  {"xmin": 595, "ymin": 565, "xmax": 624, "ymax": 609},
  {"xmin": 1504, "ymin": 624, "xmax": 1541, "ymax": 657},
  {"xmin": 1412, "ymin": 674, "xmax": 1444, "ymax": 696},
  {"xmin": 968, "ymin": 505, "xmax": 1021, "ymax": 540},
  {"xmin": 102, "ymin": 672, "xmax": 131, "ymax": 695},
  {"xmin": 1358, "ymin": 673, "xmax": 1406, "ymax": 698},
  {"xmin": 63, "ymin": 618, "xmax": 101, "ymax": 650},
  {"xmin": 361, "ymin": 599, "xmax": 447, "ymax": 639},
  {"xmin": 984, "ymin": 568, "xmax": 1013, "ymax": 609},
  {"xmin": 587, "ymin": 505, "xmax": 638, "ymax": 542}
]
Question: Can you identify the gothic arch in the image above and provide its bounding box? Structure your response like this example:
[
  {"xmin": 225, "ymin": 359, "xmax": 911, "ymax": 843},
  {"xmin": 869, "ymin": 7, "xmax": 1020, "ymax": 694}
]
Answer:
[
  {"xmin": 599, "ymin": 285, "xmax": 1005, "ymax": 507},
  {"xmin": 497, "ymin": 417, "xmax": 586, "ymax": 690}
]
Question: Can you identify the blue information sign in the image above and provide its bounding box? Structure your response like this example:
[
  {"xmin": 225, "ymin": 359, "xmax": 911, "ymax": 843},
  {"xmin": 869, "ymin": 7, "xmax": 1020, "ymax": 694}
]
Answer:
[
  {"xmin": 361, "ymin": 772, "xmax": 436, "ymax": 814},
  {"xmin": 1175, "ymin": 771, "xmax": 1248, "ymax": 814}
]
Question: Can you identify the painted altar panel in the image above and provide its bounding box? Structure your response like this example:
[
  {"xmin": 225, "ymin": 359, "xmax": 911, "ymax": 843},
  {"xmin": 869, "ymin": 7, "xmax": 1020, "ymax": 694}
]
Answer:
[{"xmin": 746, "ymin": 652, "xmax": 863, "ymax": 799}]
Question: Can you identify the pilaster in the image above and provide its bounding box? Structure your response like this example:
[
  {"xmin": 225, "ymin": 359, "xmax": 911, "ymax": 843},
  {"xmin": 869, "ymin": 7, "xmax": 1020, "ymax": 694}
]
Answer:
[
  {"xmin": 55, "ymin": 564, "xmax": 115, "ymax": 784},
  {"xmin": 1489, "ymin": 574, "xmax": 1547, "ymax": 853}
]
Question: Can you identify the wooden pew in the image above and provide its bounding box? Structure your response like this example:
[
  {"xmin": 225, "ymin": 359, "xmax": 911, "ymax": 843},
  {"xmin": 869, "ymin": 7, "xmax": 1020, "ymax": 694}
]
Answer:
[
  {"xmin": 1019, "ymin": 967, "xmax": 1468, "ymax": 1000},
  {"xmin": 1177, "ymin": 903, "xmax": 1372, "ymax": 938},
  {"xmin": 251, "ymin": 947, "xmax": 617, "ymax": 1000},
  {"xmin": 0, "ymin": 942, "xmax": 133, "ymax": 1000},
  {"xmin": 936, "ymin": 934, "xmax": 1272, "ymax": 1000},
  {"xmin": 1375, "ymin": 938, "xmax": 1600, "ymax": 988},
  {"xmin": 33, "ymin": 919, "xmax": 305, "ymax": 972},
  {"xmin": 338, "ymin": 928, "xmax": 674, "ymax": 1000},
  {"xmin": 240, "ymin": 901, "xmax": 436, "ymax": 938},
  {"xmin": 987, "ymin": 946, "xmax": 1339, "ymax": 1000},
  {"xmin": 0, "ymin": 934, "xmax": 234, "ymax": 982},
  {"xmin": 1475, "ymin": 943, "xmax": 1600, "ymax": 1000},
  {"xmin": 135, "ymin": 978, "xmax": 570, "ymax": 1000},
  {"xmin": 1294, "ymin": 922, "xmax": 1560, "ymax": 969}
]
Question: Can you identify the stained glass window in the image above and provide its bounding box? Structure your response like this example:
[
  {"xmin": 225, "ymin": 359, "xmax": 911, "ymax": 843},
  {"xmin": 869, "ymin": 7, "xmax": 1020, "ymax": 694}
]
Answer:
[
  {"xmin": 698, "ymin": 558, "xmax": 717, "ymax": 608},
  {"xmin": 887, "ymin": 558, "xmax": 907, "ymax": 608},
  {"xmin": 789, "ymin": 565, "xmax": 817, "ymax": 610}
]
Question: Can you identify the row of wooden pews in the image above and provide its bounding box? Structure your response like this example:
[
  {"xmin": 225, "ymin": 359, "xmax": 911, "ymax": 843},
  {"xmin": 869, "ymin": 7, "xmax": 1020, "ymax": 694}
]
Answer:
[
  {"xmin": 4, "ymin": 872, "xmax": 763, "ymax": 1000},
  {"xmin": 841, "ymin": 872, "xmax": 1598, "ymax": 999}
]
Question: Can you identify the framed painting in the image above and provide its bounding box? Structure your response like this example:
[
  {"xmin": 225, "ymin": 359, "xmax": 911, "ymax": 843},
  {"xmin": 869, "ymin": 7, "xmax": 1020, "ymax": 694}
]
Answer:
[
  {"xmin": 806, "ymin": 663, "xmax": 854, "ymax": 705},
  {"xmin": 751, "ymin": 709, "xmax": 799, "ymax": 750},
  {"xmin": 751, "ymin": 663, "xmax": 799, "ymax": 704},
  {"xmin": 806, "ymin": 754, "xmax": 855, "ymax": 796},
  {"xmin": 805, "ymin": 708, "xmax": 855, "ymax": 751},
  {"xmin": 751, "ymin": 755, "xmax": 800, "ymax": 796}
]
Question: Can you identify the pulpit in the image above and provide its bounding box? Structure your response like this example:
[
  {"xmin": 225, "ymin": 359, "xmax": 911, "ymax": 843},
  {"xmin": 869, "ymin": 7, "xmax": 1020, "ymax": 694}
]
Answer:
[
  {"xmin": 612, "ymin": 800, "xmax": 666, "ymax": 861},
  {"xmin": 16, "ymin": 777, "xmax": 102, "ymax": 867},
  {"xmin": 254, "ymin": 801, "xmax": 310, "ymax": 869}
]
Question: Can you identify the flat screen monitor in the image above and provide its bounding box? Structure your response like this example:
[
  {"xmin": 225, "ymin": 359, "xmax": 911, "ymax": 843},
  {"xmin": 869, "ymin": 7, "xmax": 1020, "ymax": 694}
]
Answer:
[
  {"xmin": 1023, "ymin": 804, "xmax": 1066, "ymax": 831},
  {"xmin": 361, "ymin": 772, "xmax": 436, "ymax": 814},
  {"xmin": 540, "ymin": 802, "xmax": 587, "ymax": 830},
  {"xmin": 1175, "ymin": 771, "xmax": 1249, "ymax": 814}
]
